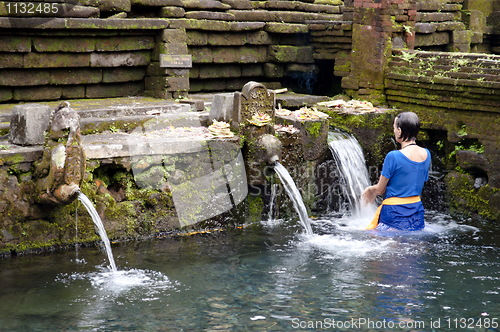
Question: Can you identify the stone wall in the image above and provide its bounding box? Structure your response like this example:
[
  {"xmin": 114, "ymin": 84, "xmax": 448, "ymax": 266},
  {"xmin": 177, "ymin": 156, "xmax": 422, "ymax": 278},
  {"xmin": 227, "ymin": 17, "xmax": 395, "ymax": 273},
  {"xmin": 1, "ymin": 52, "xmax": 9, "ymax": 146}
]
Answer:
[
  {"xmin": 1, "ymin": 0, "xmax": 500, "ymax": 102},
  {"xmin": 0, "ymin": 18, "xmax": 188, "ymax": 102}
]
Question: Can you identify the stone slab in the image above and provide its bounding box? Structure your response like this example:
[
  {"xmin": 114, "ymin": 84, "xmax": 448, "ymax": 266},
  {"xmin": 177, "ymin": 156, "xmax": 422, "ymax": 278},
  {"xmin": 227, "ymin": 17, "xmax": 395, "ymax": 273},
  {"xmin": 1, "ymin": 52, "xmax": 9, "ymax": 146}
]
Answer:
[
  {"xmin": 90, "ymin": 51, "xmax": 150, "ymax": 67},
  {"xmin": 0, "ymin": 17, "xmax": 169, "ymax": 29},
  {"xmin": 9, "ymin": 103, "xmax": 51, "ymax": 146},
  {"xmin": 209, "ymin": 92, "xmax": 235, "ymax": 122},
  {"xmin": 276, "ymin": 93, "xmax": 329, "ymax": 108}
]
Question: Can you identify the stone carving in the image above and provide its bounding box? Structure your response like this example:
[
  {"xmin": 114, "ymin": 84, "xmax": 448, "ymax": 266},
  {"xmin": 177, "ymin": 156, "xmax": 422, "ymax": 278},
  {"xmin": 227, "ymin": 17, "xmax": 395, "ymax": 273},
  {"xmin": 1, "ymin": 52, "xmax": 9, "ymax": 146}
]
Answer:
[
  {"xmin": 233, "ymin": 81, "xmax": 275, "ymax": 128},
  {"xmin": 35, "ymin": 102, "xmax": 85, "ymax": 205}
]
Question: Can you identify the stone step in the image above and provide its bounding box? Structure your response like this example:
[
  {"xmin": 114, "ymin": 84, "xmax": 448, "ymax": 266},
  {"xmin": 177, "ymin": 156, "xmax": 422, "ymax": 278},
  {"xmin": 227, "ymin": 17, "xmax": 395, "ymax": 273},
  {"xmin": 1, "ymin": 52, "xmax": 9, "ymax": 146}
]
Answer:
[{"xmin": 0, "ymin": 97, "xmax": 209, "ymax": 129}]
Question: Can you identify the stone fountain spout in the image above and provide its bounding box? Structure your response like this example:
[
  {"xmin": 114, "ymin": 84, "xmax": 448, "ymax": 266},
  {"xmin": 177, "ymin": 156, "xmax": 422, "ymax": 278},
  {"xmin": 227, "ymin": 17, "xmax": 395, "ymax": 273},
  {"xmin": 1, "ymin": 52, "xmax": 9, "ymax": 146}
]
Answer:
[
  {"xmin": 35, "ymin": 102, "xmax": 86, "ymax": 205},
  {"xmin": 255, "ymin": 134, "xmax": 282, "ymax": 166}
]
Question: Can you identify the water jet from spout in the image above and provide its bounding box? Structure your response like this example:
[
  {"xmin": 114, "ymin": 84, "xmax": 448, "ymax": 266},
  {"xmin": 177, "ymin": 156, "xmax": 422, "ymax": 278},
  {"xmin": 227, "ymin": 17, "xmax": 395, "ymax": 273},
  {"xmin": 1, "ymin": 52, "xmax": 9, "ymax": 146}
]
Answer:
[
  {"xmin": 77, "ymin": 191, "xmax": 117, "ymax": 272},
  {"xmin": 274, "ymin": 162, "xmax": 313, "ymax": 234}
]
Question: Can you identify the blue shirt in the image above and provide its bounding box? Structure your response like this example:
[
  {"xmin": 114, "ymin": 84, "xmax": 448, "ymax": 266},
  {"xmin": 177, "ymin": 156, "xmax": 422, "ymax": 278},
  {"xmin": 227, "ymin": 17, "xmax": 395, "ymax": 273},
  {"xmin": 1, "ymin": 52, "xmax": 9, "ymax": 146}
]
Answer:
[{"xmin": 381, "ymin": 149, "xmax": 431, "ymax": 199}]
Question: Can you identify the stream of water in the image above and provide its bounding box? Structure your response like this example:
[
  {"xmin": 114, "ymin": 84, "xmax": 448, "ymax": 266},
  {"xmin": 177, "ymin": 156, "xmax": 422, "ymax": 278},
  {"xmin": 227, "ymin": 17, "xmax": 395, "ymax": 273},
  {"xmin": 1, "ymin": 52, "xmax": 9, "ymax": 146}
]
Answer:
[
  {"xmin": 274, "ymin": 162, "xmax": 313, "ymax": 234},
  {"xmin": 77, "ymin": 192, "xmax": 117, "ymax": 272}
]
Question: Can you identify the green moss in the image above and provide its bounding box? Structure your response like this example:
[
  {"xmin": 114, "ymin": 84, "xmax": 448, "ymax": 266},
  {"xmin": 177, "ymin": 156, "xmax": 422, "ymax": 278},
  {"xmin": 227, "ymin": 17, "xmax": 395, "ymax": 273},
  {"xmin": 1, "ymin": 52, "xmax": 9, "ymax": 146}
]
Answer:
[
  {"xmin": 445, "ymin": 171, "xmax": 500, "ymax": 221},
  {"xmin": 247, "ymin": 194, "xmax": 264, "ymax": 223},
  {"xmin": 303, "ymin": 121, "xmax": 323, "ymax": 138},
  {"xmin": 0, "ymin": 153, "xmax": 25, "ymax": 166}
]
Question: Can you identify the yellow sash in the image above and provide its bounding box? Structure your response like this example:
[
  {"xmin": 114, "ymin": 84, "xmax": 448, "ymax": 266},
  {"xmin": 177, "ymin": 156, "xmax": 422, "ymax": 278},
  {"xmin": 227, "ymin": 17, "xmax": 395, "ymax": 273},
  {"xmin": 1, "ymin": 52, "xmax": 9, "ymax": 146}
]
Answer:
[{"xmin": 366, "ymin": 196, "xmax": 421, "ymax": 230}]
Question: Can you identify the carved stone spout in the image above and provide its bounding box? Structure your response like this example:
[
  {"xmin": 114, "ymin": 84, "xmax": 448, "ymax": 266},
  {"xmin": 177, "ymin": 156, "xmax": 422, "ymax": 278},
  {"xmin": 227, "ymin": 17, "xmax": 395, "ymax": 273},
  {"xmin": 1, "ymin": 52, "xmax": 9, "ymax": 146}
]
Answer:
[
  {"xmin": 35, "ymin": 102, "xmax": 85, "ymax": 205},
  {"xmin": 255, "ymin": 134, "xmax": 282, "ymax": 165}
]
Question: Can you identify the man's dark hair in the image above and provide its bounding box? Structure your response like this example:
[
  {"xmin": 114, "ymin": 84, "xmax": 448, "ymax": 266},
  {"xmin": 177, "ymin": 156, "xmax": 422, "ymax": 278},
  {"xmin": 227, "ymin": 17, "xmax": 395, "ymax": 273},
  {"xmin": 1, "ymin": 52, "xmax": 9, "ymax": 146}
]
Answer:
[{"xmin": 395, "ymin": 112, "xmax": 420, "ymax": 142}]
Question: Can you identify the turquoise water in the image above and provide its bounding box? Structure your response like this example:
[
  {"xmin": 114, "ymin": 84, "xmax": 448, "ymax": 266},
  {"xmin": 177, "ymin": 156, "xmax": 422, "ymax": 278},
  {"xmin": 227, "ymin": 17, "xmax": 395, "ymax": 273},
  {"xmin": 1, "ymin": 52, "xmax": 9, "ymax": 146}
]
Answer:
[{"xmin": 0, "ymin": 212, "xmax": 498, "ymax": 331}]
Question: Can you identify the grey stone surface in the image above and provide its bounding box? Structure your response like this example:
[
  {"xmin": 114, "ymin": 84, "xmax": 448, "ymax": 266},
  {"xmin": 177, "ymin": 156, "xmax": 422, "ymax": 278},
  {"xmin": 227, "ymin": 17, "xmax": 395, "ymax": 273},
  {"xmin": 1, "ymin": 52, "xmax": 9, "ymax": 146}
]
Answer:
[
  {"xmin": 9, "ymin": 103, "xmax": 51, "ymax": 146},
  {"xmin": 209, "ymin": 93, "xmax": 235, "ymax": 122}
]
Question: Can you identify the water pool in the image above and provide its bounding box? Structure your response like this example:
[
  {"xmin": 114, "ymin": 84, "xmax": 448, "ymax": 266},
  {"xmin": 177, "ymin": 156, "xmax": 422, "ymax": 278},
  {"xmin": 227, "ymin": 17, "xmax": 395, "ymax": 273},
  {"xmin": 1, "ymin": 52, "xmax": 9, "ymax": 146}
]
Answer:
[{"xmin": 0, "ymin": 212, "xmax": 498, "ymax": 331}]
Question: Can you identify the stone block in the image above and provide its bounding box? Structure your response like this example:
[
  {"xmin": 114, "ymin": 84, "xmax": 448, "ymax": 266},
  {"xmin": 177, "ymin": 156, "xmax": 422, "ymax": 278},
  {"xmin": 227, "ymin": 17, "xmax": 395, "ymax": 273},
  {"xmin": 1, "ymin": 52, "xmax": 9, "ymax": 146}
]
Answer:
[
  {"xmin": 227, "ymin": 10, "xmax": 274, "ymax": 21},
  {"xmin": 268, "ymin": 45, "xmax": 314, "ymax": 63},
  {"xmin": 242, "ymin": 64, "xmax": 264, "ymax": 77},
  {"xmin": 0, "ymin": 53, "xmax": 23, "ymax": 68},
  {"xmin": 416, "ymin": 12, "xmax": 458, "ymax": 22},
  {"xmin": 102, "ymin": 67, "xmax": 146, "ymax": 83},
  {"xmin": 463, "ymin": 0, "xmax": 494, "ymax": 13},
  {"xmin": 98, "ymin": 0, "xmax": 131, "ymax": 12},
  {"xmin": 24, "ymin": 53, "xmax": 91, "ymax": 68},
  {"xmin": 187, "ymin": 31, "xmax": 208, "ymax": 45},
  {"xmin": 0, "ymin": 88, "xmax": 12, "ymax": 102},
  {"xmin": 471, "ymin": 31, "xmax": 484, "ymax": 44},
  {"xmin": 181, "ymin": 0, "xmax": 231, "ymax": 10},
  {"xmin": 85, "ymin": 82, "xmax": 143, "ymax": 98},
  {"xmin": 199, "ymin": 64, "xmax": 241, "ymax": 79},
  {"xmin": 220, "ymin": 0, "xmax": 253, "ymax": 10},
  {"xmin": 452, "ymin": 30, "xmax": 472, "ymax": 44},
  {"xmin": 161, "ymin": 29, "xmax": 188, "ymax": 43},
  {"xmin": 341, "ymin": 76, "xmax": 359, "ymax": 90},
  {"xmin": 160, "ymin": 6, "xmax": 185, "ymax": 18},
  {"xmin": 0, "ymin": 69, "xmax": 50, "ymax": 86},
  {"xmin": 13, "ymin": 86, "xmax": 62, "ymax": 101},
  {"xmin": 448, "ymin": 43, "xmax": 471, "ymax": 53},
  {"xmin": 247, "ymin": 31, "xmax": 272, "ymax": 45},
  {"xmin": 9, "ymin": 103, "xmax": 51, "ymax": 146},
  {"xmin": 132, "ymin": 0, "xmax": 182, "ymax": 6},
  {"xmin": 165, "ymin": 68, "xmax": 189, "ymax": 77},
  {"xmin": 415, "ymin": 23, "xmax": 437, "ymax": 34},
  {"xmin": 61, "ymin": 86, "xmax": 85, "ymax": 99},
  {"xmin": 63, "ymin": 5, "xmax": 100, "ymax": 18},
  {"xmin": 185, "ymin": 11, "xmax": 235, "ymax": 20},
  {"xmin": 415, "ymin": 32, "xmax": 450, "ymax": 46},
  {"xmin": 462, "ymin": 10, "xmax": 486, "ymax": 32},
  {"xmin": 166, "ymin": 77, "xmax": 190, "ymax": 91},
  {"xmin": 264, "ymin": 22, "xmax": 309, "ymax": 34},
  {"xmin": 95, "ymin": 36, "xmax": 155, "ymax": 51},
  {"xmin": 208, "ymin": 33, "xmax": 246, "ymax": 46},
  {"xmin": 90, "ymin": 51, "xmax": 151, "ymax": 67},
  {"xmin": 0, "ymin": 36, "xmax": 31, "ymax": 52},
  {"xmin": 50, "ymin": 68, "xmax": 103, "ymax": 85},
  {"xmin": 145, "ymin": 76, "xmax": 168, "ymax": 91},
  {"xmin": 209, "ymin": 92, "xmax": 235, "ymax": 122},
  {"xmin": 164, "ymin": 42, "xmax": 189, "ymax": 54},
  {"xmin": 190, "ymin": 47, "xmax": 214, "ymax": 63},
  {"xmin": 144, "ymin": 89, "xmax": 173, "ymax": 99},
  {"xmin": 33, "ymin": 37, "xmax": 95, "ymax": 52},
  {"xmin": 435, "ymin": 21, "xmax": 466, "ymax": 31},
  {"xmin": 146, "ymin": 62, "xmax": 164, "ymax": 76},
  {"xmin": 212, "ymin": 46, "xmax": 267, "ymax": 63},
  {"xmin": 264, "ymin": 63, "xmax": 285, "ymax": 78}
]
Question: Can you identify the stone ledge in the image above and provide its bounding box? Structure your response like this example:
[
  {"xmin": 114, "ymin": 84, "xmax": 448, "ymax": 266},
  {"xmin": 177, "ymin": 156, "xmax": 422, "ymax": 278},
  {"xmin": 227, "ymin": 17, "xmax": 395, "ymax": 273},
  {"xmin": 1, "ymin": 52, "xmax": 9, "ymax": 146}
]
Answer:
[
  {"xmin": 386, "ymin": 72, "xmax": 500, "ymax": 90},
  {"xmin": 386, "ymin": 94, "xmax": 499, "ymax": 113},
  {"xmin": 168, "ymin": 18, "xmax": 265, "ymax": 31},
  {"xmin": 0, "ymin": 17, "xmax": 169, "ymax": 29},
  {"xmin": 385, "ymin": 87, "xmax": 500, "ymax": 107}
]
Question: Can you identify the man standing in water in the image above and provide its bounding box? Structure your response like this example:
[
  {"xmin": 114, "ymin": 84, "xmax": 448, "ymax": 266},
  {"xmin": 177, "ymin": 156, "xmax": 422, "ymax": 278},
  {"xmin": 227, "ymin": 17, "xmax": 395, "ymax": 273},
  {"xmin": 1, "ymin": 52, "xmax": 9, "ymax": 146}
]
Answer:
[{"xmin": 361, "ymin": 112, "xmax": 431, "ymax": 231}]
